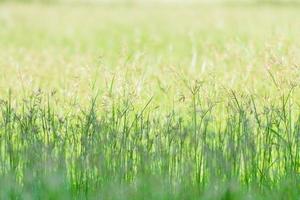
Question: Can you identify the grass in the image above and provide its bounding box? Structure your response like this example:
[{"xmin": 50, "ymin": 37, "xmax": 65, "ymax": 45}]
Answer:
[{"xmin": 1, "ymin": 1, "xmax": 300, "ymax": 199}]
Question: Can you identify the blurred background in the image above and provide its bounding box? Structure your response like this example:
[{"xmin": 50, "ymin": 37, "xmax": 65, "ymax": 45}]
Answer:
[{"xmin": 1, "ymin": 0, "xmax": 300, "ymax": 99}]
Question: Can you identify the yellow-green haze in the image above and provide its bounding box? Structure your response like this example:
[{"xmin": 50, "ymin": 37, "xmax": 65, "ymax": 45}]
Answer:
[{"xmin": 1, "ymin": 2, "xmax": 300, "ymax": 199}]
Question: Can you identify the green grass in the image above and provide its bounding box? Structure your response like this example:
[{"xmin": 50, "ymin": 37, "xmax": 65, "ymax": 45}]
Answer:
[{"xmin": 1, "ymin": 1, "xmax": 300, "ymax": 199}]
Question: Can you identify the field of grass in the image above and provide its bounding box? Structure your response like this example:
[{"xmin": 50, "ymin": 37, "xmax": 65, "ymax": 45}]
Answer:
[{"xmin": 1, "ymin": 1, "xmax": 300, "ymax": 199}]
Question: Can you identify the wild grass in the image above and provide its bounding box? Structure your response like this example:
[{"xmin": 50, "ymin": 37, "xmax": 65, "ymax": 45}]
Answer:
[{"xmin": 0, "ymin": 2, "xmax": 300, "ymax": 199}]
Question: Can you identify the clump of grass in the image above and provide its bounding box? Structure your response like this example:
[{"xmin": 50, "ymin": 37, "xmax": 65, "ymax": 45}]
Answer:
[
  {"xmin": 0, "ymin": 77, "xmax": 300, "ymax": 199},
  {"xmin": 1, "ymin": 2, "xmax": 300, "ymax": 199}
]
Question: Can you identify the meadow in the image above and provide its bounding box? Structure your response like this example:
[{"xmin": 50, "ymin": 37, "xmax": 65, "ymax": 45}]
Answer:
[{"xmin": 1, "ymin": 1, "xmax": 300, "ymax": 199}]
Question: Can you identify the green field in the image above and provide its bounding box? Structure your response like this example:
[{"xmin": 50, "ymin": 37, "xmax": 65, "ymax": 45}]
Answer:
[{"xmin": 1, "ymin": 1, "xmax": 300, "ymax": 199}]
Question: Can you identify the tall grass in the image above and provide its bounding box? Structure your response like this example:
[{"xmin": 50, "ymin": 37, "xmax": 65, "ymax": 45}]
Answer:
[
  {"xmin": 0, "ymin": 78, "xmax": 300, "ymax": 199},
  {"xmin": 1, "ymin": 2, "xmax": 300, "ymax": 199}
]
